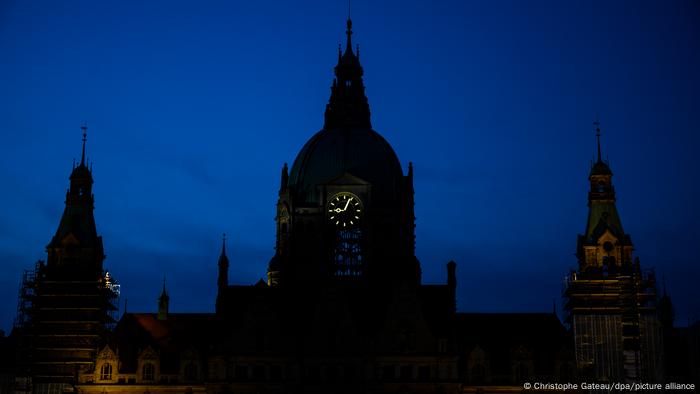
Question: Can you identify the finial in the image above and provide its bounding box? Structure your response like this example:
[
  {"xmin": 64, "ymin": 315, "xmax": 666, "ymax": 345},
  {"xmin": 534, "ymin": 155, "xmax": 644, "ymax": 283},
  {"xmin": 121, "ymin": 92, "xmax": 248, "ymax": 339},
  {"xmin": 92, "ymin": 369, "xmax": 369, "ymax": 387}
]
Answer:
[
  {"xmin": 80, "ymin": 123, "xmax": 88, "ymax": 166},
  {"xmin": 593, "ymin": 119, "xmax": 602, "ymax": 163},
  {"xmin": 345, "ymin": 18, "xmax": 353, "ymax": 53},
  {"xmin": 162, "ymin": 275, "xmax": 167, "ymax": 293},
  {"xmin": 222, "ymin": 232, "xmax": 227, "ymax": 255}
]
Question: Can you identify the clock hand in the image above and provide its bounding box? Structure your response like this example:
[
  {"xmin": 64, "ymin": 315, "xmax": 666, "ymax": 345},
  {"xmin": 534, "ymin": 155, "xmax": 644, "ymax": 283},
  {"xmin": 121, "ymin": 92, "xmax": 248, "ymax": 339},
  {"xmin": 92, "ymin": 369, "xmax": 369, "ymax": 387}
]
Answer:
[{"xmin": 343, "ymin": 197, "xmax": 353, "ymax": 211}]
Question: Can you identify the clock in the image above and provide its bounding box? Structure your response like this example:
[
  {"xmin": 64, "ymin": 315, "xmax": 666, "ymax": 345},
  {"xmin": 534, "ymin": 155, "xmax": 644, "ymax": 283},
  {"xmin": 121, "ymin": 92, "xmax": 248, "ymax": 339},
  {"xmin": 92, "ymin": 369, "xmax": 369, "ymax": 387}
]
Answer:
[{"xmin": 327, "ymin": 192, "xmax": 363, "ymax": 228}]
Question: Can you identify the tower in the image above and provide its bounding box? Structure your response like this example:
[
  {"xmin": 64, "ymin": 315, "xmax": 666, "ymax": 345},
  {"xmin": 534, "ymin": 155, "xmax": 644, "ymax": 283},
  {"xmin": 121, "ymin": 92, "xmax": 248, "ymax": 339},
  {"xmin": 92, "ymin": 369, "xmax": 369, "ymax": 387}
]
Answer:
[
  {"xmin": 16, "ymin": 126, "xmax": 119, "ymax": 391},
  {"xmin": 207, "ymin": 19, "xmax": 459, "ymax": 394},
  {"xmin": 563, "ymin": 122, "xmax": 662, "ymax": 383},
  {"xmin": 267, "ymin": 18, "xmax": 420, "ymax": 289}
]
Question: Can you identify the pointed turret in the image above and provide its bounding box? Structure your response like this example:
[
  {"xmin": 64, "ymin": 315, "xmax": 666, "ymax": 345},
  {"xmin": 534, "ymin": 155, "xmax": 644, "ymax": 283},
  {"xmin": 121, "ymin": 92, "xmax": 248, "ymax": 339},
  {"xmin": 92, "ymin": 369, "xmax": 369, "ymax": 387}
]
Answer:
[
  {"xmin": 218, "ymin": 233, "xmax": 229, "ymax": 291},
  {"xmin": 279, "ymin": 163, "xmax": 288, "ymax": 194},
  {"xmin": 216, "ymin": 233, "xmax": 230, "ymax": 312},
  {"xmin": 583, "ymin": 121, "xmax": 627, "ymax": 244},
  {"xmin": 576, "ymin": 122, "xmax": 632, "ymax": 277},
  {"xmin": 158, "ymin": 277, "xmax": 169, "ymax": 320},
  {"xmin": 324, "ymin": 18, "xmax": 371, "ymax": 129}
]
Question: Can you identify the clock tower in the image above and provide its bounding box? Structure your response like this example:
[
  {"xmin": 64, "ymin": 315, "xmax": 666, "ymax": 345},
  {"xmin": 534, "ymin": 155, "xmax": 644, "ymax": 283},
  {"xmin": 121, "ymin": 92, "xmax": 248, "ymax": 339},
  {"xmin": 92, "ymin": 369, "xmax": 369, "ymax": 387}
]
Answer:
[{"xmin": 267, "ymin": 19, "xmax": 419, "ymax": 289}]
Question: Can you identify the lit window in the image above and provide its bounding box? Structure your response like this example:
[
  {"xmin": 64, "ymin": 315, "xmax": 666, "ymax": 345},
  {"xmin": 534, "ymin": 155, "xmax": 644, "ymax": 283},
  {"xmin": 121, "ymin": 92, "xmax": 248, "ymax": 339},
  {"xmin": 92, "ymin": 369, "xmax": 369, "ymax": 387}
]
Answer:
[
  {"xmin": 100, "ymin": 363, "xmax": 112, "ymax": 380},
  {"xmin": 142, "ymin": 363, "xmax": 155, "ymax": 381},
  {"xmin": 334, "ymin": 228, "xmax": 363, "ymax": 276}
]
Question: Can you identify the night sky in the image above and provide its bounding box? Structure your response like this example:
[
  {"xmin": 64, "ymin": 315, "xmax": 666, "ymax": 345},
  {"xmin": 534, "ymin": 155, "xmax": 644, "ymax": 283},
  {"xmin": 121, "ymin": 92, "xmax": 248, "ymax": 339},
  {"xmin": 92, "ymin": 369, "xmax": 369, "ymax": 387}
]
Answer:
[{"xmin": 1, "ymin": 0, "xmax": 699, "ymax": 333}]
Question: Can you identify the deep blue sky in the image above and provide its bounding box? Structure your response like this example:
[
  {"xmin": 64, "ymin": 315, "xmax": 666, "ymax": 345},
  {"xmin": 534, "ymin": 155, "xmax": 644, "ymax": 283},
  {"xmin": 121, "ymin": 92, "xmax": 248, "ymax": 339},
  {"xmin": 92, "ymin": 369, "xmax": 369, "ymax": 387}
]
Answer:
[{"xmin": 1, "ymin": 0, "xmax": 698, "ymax": 332}]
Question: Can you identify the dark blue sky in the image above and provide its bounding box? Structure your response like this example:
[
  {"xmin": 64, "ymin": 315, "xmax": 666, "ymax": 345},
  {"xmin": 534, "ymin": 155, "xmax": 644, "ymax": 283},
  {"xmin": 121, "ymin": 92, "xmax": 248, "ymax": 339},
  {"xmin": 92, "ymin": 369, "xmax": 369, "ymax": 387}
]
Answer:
[{"xmin": 1, "ymin": 0, "xmax": 699, "ymax": 332}]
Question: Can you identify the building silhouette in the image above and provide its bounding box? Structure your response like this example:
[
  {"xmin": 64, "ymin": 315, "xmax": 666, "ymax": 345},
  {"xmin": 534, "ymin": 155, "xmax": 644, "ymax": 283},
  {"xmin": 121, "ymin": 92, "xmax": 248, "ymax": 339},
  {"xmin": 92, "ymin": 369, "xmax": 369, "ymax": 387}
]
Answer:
[
  {"xmin": 8, "ymin": 127, "xmax": 120, "ymax": 394},
  {"xmin": 3, "ymin": 17, "xmax": 694, "ymax": 394}
]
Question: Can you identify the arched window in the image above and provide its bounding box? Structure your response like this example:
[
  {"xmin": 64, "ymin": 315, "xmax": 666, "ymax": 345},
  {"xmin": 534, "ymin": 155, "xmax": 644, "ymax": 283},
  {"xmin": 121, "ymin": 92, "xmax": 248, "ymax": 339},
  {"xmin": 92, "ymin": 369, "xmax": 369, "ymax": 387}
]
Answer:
[
  {"xmin": 142, "ymin": 363, "xmax": 155, "ymax": 381},
  {"xmin": 100, "ymin": 363, "xmax": 112, "ymax": 380}
]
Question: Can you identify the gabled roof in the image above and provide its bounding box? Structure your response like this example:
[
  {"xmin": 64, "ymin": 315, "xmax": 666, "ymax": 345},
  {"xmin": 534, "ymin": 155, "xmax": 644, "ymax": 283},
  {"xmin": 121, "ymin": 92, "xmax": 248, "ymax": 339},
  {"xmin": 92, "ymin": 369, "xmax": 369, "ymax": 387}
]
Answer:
[{"xmin": 112, "ymin": 313, "xmax": 216, "ymax": 373}]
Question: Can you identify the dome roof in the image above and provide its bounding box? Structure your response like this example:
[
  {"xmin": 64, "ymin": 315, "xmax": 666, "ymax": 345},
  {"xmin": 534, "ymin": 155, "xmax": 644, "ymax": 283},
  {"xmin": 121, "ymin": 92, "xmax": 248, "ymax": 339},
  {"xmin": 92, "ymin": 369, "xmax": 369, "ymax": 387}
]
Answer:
[{"xmin": 288, "ymin": 127, "xmax": 403, "ymax": 204}]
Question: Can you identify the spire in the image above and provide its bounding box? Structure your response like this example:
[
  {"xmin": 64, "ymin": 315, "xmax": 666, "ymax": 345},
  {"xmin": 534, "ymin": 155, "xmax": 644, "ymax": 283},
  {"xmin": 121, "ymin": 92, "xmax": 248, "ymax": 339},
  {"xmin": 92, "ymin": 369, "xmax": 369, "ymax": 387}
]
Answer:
[
  {"xmin": 345, "ymin": 18, "xmax": 353, "ymax": 55},
  {"xmin": 594, "ymin": 120, "xmax": 602, "ymax": 163},
  {"xmin": 221, "ymin": 233, "xmax": 227, "ymax": 256},
  {"xmin": 589, "ymin": 120, "xmax": 612, "ymax": 176},
  {"xmin": 157, "ymin": 276, "xmax": 169, "ymax": 320},
  {"xmin": 48, "ymin": 124, "xmax": 99, "ymax": 255},
  {"xmin": 280, "ymin": 163, "xmax": 289, "ymax": 193},
  {"xmin": 218, "ymin": 233, "xmax": 229, "ymax": 289},
  {"xmin": 582, "ymin": 121, "xmax": 625, "ymax": 245},
  {"xmin": 324, "ymin": 18, "xmax": 371, "ymax": 129},
  {"xmin": 159, "ymin": 276, "xmax": 168, "ymax": 299},
  {"xmin": 80, "ymin": 123, "xmax": 88, "ymax": 167},
  {"xmin": 216, "ymin": 233, "xmax": 230, "ymax": 312}
]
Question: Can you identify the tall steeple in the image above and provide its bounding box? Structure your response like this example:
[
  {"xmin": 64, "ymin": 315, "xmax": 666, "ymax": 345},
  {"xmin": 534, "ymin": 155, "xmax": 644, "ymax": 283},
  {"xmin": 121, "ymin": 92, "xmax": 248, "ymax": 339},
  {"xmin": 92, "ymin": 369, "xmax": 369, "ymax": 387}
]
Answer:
[
  {"xmin": 584, "ymin": 121, "xmax": 625, "ymax": 241},
  {"xmin": 18, "ymin": 124, "xmax": 117, "ymax": 385},
  {"xmin": 324, "ymin": 18, "xmax": 371, "ymax": 130},
  {"xmin": 80, "ymin": 123, "xmax": 88, "ymax": 166},
  {"xmin": 47, "ymin": 125, "xmax": 102, "ymax": 273},
  {"xmin": 216, "ymin": 233, "xmax": 230, "ymax": 312}
]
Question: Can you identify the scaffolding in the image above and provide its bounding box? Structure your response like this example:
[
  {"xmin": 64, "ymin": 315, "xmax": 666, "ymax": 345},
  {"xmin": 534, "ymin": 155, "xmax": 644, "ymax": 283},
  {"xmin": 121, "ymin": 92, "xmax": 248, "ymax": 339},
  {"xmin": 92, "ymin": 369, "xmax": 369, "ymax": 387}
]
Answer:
[{"xmin": 14, "ymin": 260, "xmax": 41, "ymax": 329}]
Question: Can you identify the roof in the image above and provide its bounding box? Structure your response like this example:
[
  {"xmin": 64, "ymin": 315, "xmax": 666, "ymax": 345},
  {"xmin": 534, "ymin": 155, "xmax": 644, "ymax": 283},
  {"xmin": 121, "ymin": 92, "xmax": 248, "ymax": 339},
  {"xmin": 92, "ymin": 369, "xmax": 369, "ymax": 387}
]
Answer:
[
  {"xmin": 456, "ymin": 313, "xmax": 571, "ymax": 375},
  {"xmin": 584, "ymin": 203, "xmax": 627, "ymax": 241},
  {"xmin": 112, "ymin": 313, "xmax": 216, "ymax": 373},
  {"xmin": 288, "ymin": 127, "xmax": 403, "ymax": 204}
]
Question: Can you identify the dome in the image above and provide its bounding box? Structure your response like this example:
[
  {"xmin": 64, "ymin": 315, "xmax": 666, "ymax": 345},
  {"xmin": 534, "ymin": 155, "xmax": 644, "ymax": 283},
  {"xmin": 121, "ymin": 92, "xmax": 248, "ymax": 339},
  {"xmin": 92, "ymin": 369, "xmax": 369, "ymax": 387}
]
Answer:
[{"xmin": 288, "ymin": 127, "xmax": 403, "ymax": 203}]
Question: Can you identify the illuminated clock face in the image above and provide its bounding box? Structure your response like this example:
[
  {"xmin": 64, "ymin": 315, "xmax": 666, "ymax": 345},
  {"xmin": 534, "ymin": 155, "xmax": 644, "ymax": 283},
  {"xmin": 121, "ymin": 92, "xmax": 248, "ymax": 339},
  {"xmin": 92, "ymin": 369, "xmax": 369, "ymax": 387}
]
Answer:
[{"xmin": 327, "ymin": 192, "xmax": 362, "ymax": 228}]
